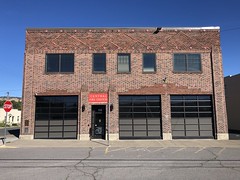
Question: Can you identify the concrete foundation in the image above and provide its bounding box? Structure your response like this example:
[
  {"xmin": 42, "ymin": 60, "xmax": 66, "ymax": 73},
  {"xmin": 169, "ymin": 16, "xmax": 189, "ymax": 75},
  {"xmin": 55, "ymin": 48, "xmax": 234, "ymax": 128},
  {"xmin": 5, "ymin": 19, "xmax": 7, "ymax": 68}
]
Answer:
[
  {"xmin": 19, "ymin": 135, "xmax": 34, "ymax": 140},
  {"xmin": 163, "ymin": 133, "xmax": 172, "ymax": 140},
  {"xmin": 80, "ymin": 134, "xmax": 90, "ymax": 140},
  {"xmin": 217, "ymin": 133, "xmax": 229, "ymax": 140},
  {"xmin": 109, "ymin": 133, "xmax": 119, "ymax": 140}
]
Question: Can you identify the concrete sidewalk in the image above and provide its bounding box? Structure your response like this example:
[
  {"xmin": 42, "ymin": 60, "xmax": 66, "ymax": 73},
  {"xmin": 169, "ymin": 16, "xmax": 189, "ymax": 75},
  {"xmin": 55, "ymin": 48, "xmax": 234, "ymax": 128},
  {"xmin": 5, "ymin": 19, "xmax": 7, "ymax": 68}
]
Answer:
[
  {"xmin": 0, "ymin": 135, "xmax": 18, "ymax": 145},
  {"xmin": 1, "ymin": 138, "xmax": 240, "ymax": 148}
]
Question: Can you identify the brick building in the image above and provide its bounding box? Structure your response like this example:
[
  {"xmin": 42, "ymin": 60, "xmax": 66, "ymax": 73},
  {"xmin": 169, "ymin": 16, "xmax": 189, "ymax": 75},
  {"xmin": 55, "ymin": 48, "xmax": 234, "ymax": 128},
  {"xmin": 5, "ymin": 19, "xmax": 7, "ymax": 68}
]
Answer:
[{"xmin": 21, "ymin": 27, "xmax": 228, "ymax": 140}]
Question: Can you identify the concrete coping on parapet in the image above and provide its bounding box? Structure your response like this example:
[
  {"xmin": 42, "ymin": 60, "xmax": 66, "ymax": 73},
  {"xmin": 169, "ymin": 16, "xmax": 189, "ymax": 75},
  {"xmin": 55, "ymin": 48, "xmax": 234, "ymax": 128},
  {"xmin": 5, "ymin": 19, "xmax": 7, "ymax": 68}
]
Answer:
[
  {"xmin": 26, "ymin": 26, "xmax": 220, "ymax": 33},
  {"xmin": 162, "ymin": 26, "xmax": 220, "ymax": 30}
]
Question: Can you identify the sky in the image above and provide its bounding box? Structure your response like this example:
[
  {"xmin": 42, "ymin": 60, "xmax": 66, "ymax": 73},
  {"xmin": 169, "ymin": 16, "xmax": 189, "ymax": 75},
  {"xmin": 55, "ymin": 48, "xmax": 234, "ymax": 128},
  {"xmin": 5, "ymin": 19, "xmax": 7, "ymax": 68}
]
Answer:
[{"xmin": 0, "ymin": 0, "xmax": 240, "ymax": 97}]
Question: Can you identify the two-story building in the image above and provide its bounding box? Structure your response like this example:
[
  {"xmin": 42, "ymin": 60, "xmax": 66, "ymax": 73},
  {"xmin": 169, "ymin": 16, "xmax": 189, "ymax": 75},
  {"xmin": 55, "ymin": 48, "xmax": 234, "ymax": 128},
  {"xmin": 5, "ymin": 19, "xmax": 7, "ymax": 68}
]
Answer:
[{"xmin": 21, "ymin": 27, "xmax": 228, "ymax": 140}]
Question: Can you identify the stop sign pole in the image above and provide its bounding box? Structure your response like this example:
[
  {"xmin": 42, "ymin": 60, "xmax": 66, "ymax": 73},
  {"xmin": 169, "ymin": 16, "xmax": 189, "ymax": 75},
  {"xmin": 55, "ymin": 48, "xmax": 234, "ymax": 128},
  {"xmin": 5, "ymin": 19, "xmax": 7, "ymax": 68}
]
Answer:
[{"xmin": 3, "ymin": 92, "xmax": 12, "ymax": 145}]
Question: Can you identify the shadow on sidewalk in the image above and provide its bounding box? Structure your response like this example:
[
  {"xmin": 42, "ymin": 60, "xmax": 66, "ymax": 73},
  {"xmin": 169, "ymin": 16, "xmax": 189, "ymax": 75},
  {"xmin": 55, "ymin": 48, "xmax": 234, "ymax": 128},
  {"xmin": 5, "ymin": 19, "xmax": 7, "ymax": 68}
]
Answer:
[{"xmin": 8, "ymin": 128, "xmax": 20, "ymax": 138}]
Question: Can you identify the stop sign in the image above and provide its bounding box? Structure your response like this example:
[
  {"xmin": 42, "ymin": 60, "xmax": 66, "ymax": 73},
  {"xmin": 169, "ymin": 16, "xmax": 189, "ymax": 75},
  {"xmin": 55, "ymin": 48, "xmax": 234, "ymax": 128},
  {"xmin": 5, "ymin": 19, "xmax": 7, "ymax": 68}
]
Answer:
[{"xmin": 3, "ymin": 100, "xmax": 13, "ymax": 112}]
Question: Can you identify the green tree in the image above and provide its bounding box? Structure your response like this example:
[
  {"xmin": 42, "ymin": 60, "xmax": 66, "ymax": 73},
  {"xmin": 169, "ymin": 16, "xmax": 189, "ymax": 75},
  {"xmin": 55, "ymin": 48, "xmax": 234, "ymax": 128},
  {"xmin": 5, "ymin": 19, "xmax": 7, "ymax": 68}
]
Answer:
[
  {"xmin": 11, "ymin": 100, "xmax": 22, "ymax": 110},
  {"xmin": 0, "ymin": 100, "xmax": 4, "ymax": 108},
  {"xmin": 0, "ymin": 100, "xmax": 22, "ymax": 110}
]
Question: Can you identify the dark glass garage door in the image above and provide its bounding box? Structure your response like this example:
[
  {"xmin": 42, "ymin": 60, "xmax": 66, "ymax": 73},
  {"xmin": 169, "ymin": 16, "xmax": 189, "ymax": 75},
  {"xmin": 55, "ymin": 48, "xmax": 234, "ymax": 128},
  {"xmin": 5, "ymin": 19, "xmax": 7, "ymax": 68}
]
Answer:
[
  {"xmin": 119, "ymin": 95, "xmax": 162, "ymax": 139},
  {"xmin": 171, "ymin": 95, "xmax": 214, "ymax": 139},
  {"xmin": 35, "ymin": 96, "xmax": 78, "ymax": 139}
]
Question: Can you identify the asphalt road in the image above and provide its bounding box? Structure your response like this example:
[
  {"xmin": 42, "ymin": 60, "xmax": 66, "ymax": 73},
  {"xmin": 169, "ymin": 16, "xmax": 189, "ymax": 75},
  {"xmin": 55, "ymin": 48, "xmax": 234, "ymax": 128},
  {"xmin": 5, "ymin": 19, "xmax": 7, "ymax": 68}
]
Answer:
[
  {"xmin": 0, "ymin": 127, "xmax": 20, "ymax": 138},
  {"xmin": 0, "ymin": 127, "xmax": 240, "ymax": 179},
  {"xmin": 0, "ymin": 147, "xmax": 240, "ymax": 180}
]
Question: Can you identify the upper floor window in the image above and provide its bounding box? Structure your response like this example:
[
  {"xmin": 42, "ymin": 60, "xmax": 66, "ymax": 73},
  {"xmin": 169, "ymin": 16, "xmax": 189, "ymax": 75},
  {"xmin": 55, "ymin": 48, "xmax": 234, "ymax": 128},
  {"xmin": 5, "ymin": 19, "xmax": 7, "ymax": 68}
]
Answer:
[
  {"xmin": 118, "ymin": 53, "xmax": 130, "ymax": 73},
  {"xmin": 93, "ymin": 53, "xmax": 106, "ymax": 73},
  {"xmin": 46, "ymin": 54, "xmax": 74, "ymax": 73},
  {"xmin": 174, "ymin": 54, "xmax": 201, "ymax": 72},
  {"xmin": 143, "ymin": 53, "xmax": 156, "ymax": 73}
]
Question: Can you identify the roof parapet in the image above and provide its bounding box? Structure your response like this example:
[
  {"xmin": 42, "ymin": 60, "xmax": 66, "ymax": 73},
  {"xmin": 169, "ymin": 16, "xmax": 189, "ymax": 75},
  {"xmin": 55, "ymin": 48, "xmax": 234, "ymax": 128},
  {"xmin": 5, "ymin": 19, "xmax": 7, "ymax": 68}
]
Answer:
[
  {"xmin": 161, "ymin": 27, "xmax": 220, "ymax": 30},
  {"xmin": 26, "ymin": 26, "xmax": 220, "ymax": 32}
]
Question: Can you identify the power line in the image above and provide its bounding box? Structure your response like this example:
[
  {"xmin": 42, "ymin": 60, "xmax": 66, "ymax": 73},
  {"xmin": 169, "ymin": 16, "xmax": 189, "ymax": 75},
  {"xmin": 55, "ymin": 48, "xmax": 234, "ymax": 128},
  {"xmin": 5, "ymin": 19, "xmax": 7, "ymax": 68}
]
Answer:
[
  {"xmin": 0, "ymin": 89, "xmax": 22, "ymax": 93},
  {"xmin": 221, "ymin": 27, "xmax": 240, "ymax": 32}
]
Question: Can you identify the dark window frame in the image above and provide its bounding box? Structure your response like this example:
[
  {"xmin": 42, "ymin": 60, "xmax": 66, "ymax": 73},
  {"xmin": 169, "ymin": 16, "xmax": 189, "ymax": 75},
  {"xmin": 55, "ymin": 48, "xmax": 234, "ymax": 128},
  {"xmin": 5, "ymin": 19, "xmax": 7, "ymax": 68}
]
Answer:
[
  {"xmin": 117, "ymin": 53, "xmax": 131, "ymax": 73},
  {"xmin": 46, "ymin": 53, "xmax": 74, "ymax": 73},
  {"xmin": 173, "ymin": 53, "xmax": 202, "ymax": 73},
  {"xmin": 142, "ymin": 53, "xmax": 156, "ymax": 73},
  {"xmin": 92, "ymin": 53, "xmax": 106, "ymax": 73}
]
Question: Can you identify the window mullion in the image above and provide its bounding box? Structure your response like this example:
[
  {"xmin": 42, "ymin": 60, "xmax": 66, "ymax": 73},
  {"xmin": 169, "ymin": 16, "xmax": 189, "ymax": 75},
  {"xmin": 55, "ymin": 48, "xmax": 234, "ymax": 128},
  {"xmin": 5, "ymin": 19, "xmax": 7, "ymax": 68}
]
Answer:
[
  {"xmin": 185, "ymin": 54, "xmax": 188, "ymax": 72},
  {"xmin": 59, "ymin": 54, "xmax": 61, "ymax": 72}
]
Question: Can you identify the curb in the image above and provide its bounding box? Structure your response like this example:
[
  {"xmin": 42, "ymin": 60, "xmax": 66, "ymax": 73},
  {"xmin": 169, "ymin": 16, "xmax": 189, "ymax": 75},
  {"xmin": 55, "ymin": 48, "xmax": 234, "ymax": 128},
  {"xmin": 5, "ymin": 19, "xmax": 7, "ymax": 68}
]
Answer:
[{"xmin": 5, "ymin": 139, "xmax": 240, "ymax": 148}]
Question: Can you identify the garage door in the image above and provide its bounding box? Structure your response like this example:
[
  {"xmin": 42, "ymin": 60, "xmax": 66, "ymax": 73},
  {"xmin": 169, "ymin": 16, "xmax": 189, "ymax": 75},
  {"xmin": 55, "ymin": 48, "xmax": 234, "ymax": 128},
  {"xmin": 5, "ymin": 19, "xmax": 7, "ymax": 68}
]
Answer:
[
  {"xmin": 171, "ymin": 95, "xmax": 214, "ymax": 139},
  {"xmin": 119, "ymin": 95, "xmax": 162, "ymax": 139},
  {"xmin": 35, "ymin": 96, "xmax": 78, "ymax": 139}
]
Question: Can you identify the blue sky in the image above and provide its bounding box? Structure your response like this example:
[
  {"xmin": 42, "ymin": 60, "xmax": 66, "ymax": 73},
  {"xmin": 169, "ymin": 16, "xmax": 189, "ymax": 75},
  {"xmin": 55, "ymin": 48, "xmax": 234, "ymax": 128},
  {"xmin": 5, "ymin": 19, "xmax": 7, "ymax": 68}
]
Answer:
[{"xmin": 0, "ymin": 0, "xmax": 240, "ymax": 97}]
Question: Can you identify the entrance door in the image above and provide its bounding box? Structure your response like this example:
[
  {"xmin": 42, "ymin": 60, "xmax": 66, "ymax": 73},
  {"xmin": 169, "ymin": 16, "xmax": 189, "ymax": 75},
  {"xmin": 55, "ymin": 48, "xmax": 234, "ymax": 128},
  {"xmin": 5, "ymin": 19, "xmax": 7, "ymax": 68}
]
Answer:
[{"xmin": 91, "ymin": 105, "xmax": 106, "ymax": 139}]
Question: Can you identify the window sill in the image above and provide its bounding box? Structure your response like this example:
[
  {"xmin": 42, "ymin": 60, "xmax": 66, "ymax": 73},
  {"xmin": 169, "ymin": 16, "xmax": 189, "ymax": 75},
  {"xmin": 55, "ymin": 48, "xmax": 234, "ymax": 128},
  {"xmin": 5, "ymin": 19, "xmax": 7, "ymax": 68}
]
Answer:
[
  {"xmin": 142, "ymin": 71, "xmax": 156, "ymax": 74},
  {"xmin": 45, "ymin": 72, "xmax": 74, "ymax": 74},
  {"xmin": 172, "ymin": 71, "xmax": 202, "ymax": 74},
  {"xmin": 93, "ymin": 72, "xmax": 106, "ymax": 74},
  {"xmin": 117, "ymin": 72, "xmax": 131, "ymax": 74}
]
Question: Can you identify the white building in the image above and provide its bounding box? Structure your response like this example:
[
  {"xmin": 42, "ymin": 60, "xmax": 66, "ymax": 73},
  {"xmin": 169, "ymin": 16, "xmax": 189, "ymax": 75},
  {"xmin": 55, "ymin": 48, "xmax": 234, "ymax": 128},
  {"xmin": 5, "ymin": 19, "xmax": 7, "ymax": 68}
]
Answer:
[{"xmin": 0, "ymin": 108, "xmax": 21, "ymax": 126}]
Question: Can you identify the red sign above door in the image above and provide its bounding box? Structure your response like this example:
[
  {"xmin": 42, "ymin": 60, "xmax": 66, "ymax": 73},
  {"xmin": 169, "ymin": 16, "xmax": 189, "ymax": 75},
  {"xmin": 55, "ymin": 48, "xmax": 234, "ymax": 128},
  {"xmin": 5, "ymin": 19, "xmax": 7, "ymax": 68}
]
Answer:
[{"xmin": 88, "ymin": 93, "xmax": 108, "ymax": 104}]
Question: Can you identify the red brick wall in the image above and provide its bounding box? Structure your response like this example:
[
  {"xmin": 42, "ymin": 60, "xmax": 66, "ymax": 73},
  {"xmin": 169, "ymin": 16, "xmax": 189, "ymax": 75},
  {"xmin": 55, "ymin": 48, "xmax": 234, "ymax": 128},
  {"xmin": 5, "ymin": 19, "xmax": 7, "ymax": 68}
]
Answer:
[
  {"xmin": 21, "ymin": 28, "xmax": 228, "ymax": 137},
  {"xmin": 211, "ymin": 47, "xmax": 228, "ymax": 134}
]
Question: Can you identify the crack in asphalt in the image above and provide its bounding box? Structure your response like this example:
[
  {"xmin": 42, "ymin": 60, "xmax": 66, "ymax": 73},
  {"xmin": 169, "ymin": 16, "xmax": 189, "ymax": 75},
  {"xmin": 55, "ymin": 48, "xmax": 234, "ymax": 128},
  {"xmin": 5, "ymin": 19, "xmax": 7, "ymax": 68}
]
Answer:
[
  {"xmin": 65, "ymin": 147, "xmax": 102, "ymax": 180},
  {"xmin": 2, "ymin": 147, "xmax": 240, "ymax": 179},
  {"xmin": 204, "ymin": 148, "xmax": 225, "ymax": 168},
  {"xmin": 205, "ymin": 148, "xmax": 220, "ymax": 166},
  {"xmin": 229, "ymin": 167, "xmax": 240, "ymax": 174}
]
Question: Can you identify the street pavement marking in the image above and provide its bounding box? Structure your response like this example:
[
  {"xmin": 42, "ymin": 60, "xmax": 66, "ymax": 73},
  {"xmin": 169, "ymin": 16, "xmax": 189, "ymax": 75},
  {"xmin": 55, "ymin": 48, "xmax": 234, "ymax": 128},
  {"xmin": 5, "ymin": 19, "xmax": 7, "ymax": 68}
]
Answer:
[
  {"xmin": 144, "ymin": 147, "xmax": 151, "ymax": 152},
  {"xmin": 195, "ymin": 147, "xmax": 206, "ymax": 154},
  {"xmin": 0, "ymin": 145, "xmax": 17, "ymax": 149},
  {"xmin": 107, "ymin": 147, "xmax": 128, "ymax": 153},
  {"xmin": 216, "ymin": 147, "xmax": 226, "ymax": 155},
  {"xmin": 136, "ymin": 147, "xmax": 150, "ymax": 152},
  {"xmin": 172, "ymin": 148, "xmax": 185, "ymax": 153},
  {"xmin": 150, "ymin": 147, "xmax": 167, "ymax": 153},
  {"xmin": 105, "ymin": 146, "xmax": 109, "ymax": 154}
]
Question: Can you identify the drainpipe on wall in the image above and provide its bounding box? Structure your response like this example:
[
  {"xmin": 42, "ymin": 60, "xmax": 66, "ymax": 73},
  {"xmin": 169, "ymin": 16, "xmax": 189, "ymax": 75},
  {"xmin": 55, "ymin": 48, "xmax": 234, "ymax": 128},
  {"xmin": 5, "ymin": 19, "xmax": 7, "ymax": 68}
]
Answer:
[
  {"xmin": 210, "ymin": 47, "xmax": 218, "ymax": 139},
  {"xmin": 79, "ymin": 88, "xmax": 82, "ymax": 140},
  {"xmin": 107, "ymin": 86, "xmax": 110, "ymax": 146}
]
